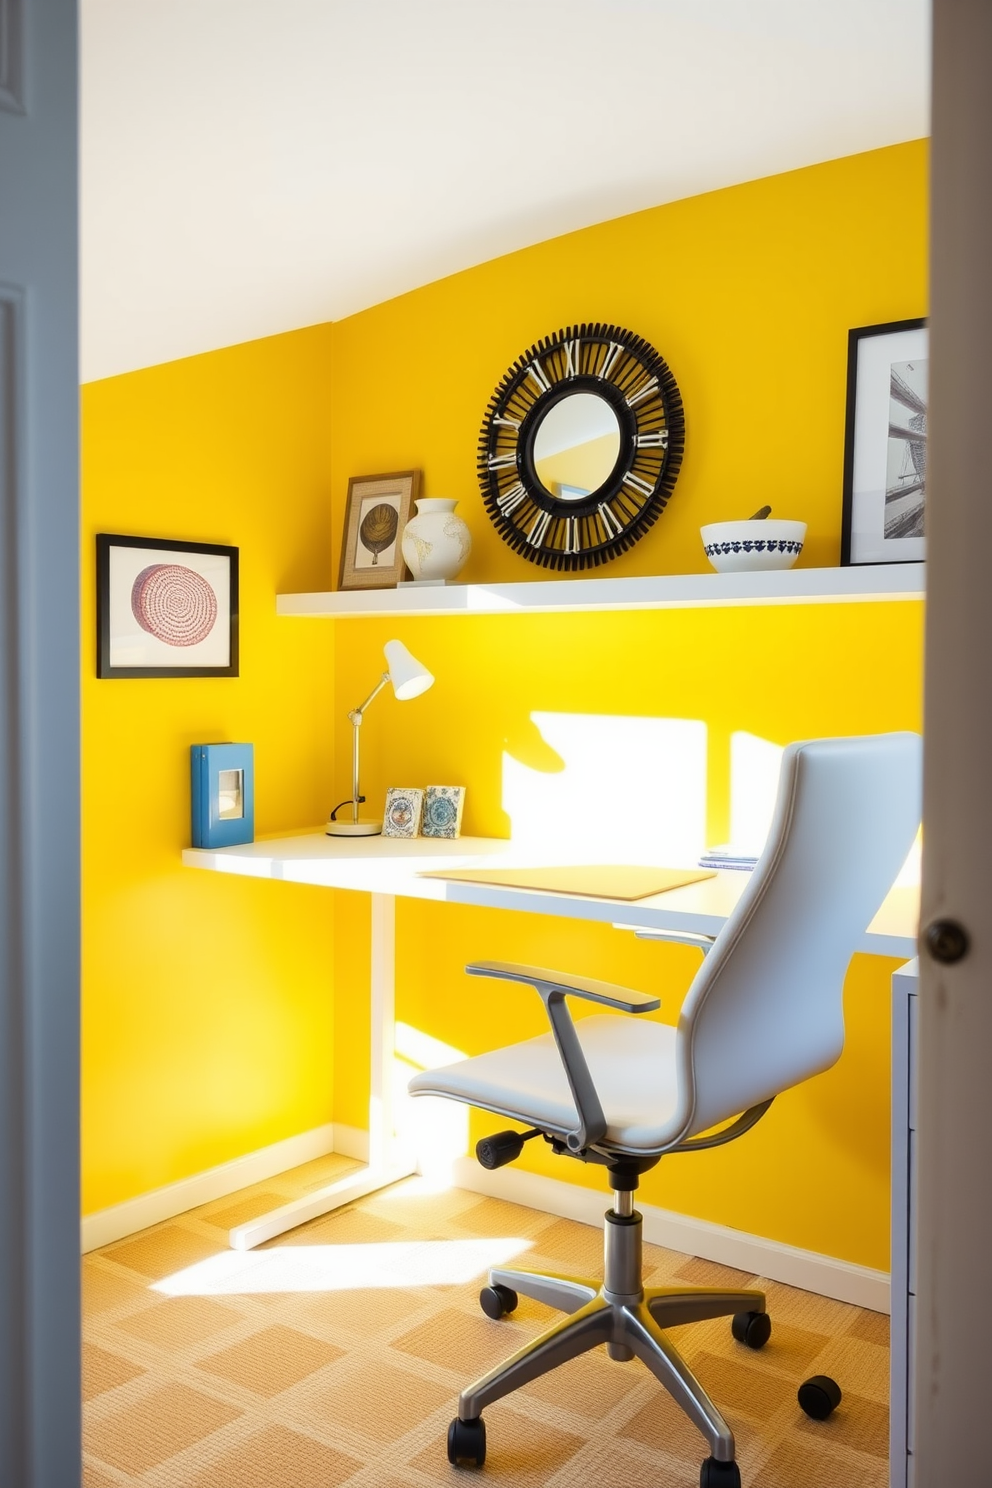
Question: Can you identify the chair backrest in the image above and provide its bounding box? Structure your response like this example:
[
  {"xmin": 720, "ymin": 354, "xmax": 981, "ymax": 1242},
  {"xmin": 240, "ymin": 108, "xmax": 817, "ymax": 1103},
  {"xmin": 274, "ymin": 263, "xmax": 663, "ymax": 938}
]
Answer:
[{"xmin": 673, "ymin": 732, "xmax": 921, "ymax": 1142}]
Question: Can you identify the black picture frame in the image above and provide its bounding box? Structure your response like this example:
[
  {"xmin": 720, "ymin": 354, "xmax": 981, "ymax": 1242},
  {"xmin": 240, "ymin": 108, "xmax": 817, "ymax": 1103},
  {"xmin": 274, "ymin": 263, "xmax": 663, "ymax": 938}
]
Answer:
[
  {"xmin": 96, "ymin": 533, "xmax": 239, "ymax": 678},
  {"xmin": 841, "ymin": 317, "xmax": 928, "ymax": 566}
]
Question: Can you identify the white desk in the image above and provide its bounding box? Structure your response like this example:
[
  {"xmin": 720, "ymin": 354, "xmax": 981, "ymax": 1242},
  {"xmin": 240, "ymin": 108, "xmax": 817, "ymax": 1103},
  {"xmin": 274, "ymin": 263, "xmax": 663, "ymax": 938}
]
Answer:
[{"xmin": 183, "ymin": 831, "xmax": 919, "ymax": 1249}]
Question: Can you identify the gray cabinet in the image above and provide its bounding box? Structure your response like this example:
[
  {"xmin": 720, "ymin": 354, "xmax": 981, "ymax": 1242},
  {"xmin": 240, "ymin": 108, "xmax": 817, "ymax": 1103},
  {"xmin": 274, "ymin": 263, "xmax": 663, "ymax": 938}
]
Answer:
[{"xmin": 891, "ymin": 959, "xmax": 918, "ymax": 1488}]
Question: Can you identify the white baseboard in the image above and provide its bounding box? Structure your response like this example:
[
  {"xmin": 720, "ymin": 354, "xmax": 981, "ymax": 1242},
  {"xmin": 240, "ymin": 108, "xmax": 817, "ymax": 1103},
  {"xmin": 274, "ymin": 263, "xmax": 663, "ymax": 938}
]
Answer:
[
  {"xmin": 451, "ymin": 1158, "xmax": 890, "ymax": 1315},
  {"xmin": 82, "ymin": 1126, "xmax": 889, "ymax": 1314},
  {"xmin": 81, "ymin": 1121, "xmax": 341, "ymax": 1253}
]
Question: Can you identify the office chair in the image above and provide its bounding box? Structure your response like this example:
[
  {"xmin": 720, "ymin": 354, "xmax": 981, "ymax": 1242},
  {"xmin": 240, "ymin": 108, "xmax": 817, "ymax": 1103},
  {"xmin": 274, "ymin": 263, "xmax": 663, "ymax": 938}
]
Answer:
[{"xmin": 409, "ymin": 732, "xmax": 921, "ymax": 1488}]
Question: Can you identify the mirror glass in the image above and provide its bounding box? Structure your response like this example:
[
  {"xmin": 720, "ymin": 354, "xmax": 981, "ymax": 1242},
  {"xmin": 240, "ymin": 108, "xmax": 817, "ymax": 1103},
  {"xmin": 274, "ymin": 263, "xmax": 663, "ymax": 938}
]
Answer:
[{"xmin": 532, "ymin": 392, "xmax": 621, "ymax": 500}]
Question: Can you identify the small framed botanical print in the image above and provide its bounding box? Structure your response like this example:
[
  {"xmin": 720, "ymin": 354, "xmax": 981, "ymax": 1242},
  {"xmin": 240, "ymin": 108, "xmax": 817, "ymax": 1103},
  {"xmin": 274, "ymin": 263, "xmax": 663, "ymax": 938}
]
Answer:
[
  {"xmin": 841, "ymin": 318, "xmax": 928, "ymax": 565},
  {"xmin": 382, "ymin": 787, "xmax": 424, "ymax": 838},
  {"xmin": 338, "ymin": 471, "xmax": 420, "ymax": 590},
  {"xmin": 97, "ymin": 534, "xmax": 238, "ymax": 678},
  {"xmin": 339, "ymin": 470, "xmax": 422, "ymax": 586}
]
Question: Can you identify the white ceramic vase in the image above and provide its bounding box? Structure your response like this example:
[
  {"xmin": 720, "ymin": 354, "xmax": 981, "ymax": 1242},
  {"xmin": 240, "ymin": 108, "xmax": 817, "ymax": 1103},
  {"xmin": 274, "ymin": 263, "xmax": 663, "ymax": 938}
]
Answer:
[{"xmin": 401, "ymin": 498, "xmax": 472, "ymax": 582}]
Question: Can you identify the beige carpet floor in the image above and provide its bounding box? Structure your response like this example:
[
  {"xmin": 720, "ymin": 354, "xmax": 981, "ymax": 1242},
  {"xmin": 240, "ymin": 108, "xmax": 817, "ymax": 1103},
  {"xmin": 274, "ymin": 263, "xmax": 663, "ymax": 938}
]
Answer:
[{"xmin": 82, "ymin": 1156, "xmax": 889, "ymax": 1487}]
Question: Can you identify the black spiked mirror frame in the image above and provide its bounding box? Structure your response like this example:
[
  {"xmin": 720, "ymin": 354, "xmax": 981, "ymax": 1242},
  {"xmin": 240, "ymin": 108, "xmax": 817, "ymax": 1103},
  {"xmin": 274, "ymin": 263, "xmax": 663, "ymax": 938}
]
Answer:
[{"xmin": 478, "ymin": 324, "xmax": 685, "ymax": 571}]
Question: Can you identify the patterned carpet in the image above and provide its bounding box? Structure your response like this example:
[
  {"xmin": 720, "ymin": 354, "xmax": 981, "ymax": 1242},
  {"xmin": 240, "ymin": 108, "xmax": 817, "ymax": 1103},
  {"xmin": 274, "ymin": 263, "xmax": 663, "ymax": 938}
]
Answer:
[{"xmin": 82, "ymin": 1155, "xmax": 889, "ymax": 1487}]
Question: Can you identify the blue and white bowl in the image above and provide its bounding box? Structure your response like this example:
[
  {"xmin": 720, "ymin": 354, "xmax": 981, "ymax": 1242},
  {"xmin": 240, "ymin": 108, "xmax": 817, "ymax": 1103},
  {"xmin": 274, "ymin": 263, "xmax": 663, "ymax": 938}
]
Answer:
[{"xmin": 701, "ymin": 519, "xmax": 806, "ymax": 573}]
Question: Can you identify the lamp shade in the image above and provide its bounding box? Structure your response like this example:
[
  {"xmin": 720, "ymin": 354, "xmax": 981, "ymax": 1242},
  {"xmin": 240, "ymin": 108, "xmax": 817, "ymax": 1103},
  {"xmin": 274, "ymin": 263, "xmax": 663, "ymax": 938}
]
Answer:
[{"xmin": 384, "ymin": 639, "xmax": 434, "ymax": 701}]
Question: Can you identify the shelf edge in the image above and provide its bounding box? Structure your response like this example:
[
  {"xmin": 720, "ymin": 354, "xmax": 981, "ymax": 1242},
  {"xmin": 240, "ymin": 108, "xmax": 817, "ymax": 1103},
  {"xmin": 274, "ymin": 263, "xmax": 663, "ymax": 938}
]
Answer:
[{"xmin": 277, "ymin": 564, "xmax": 926, "ymax": 619}]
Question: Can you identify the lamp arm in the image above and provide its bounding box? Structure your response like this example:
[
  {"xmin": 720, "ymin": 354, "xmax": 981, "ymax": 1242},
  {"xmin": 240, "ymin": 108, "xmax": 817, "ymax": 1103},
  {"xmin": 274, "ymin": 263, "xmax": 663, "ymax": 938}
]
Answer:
[
  {"xmin": 345, "ymin": 673, "xmax": 390, "ymax": 825},
  {"xmin": 352, "ymin": 672, "xmax": 390, "ymax": 719}
]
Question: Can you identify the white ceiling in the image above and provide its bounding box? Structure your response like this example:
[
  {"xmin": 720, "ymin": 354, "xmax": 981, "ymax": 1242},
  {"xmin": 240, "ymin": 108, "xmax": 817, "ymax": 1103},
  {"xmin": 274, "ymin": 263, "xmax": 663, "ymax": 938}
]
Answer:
[{"xmin": 81, "ymin": 0, "xmax": 930, "ymax": 384}]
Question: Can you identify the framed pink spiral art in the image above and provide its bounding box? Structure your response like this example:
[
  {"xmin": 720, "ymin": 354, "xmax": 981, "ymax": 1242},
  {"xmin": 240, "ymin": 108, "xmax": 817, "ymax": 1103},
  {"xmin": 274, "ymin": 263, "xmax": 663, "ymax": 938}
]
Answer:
[{"xmin": 96, "ymin": 534, "xmax": 239, "ymax": 678}]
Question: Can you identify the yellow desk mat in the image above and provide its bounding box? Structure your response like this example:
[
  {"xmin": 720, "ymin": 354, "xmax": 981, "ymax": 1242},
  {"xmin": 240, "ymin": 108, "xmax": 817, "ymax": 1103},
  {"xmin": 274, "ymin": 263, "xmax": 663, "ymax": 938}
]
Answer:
[{"xmin": 417, "ymin": 864, "xmax": 716, "ymax": 902}]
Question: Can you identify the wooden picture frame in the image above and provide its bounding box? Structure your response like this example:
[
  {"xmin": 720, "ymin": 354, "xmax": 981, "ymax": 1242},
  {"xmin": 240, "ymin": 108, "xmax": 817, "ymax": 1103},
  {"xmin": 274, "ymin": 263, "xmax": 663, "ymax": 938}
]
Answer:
[
  {"xmin": 96, "ymin": 533, "xmax": 239, "ymax": 678},
  {"xmin": 338, "ymin": 470, "xmax": 420, "ymax": 590},
  {"xmin": 841, "ymin": 318, "xmax": 928, "ymax": 566}
]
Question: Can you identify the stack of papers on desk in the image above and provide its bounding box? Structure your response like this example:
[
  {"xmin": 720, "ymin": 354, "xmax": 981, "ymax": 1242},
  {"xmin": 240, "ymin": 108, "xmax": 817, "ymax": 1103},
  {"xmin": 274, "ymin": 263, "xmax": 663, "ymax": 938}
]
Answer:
[{"xmin": 698, "ymin": 846, "xmax": 759, "ymax": 872}]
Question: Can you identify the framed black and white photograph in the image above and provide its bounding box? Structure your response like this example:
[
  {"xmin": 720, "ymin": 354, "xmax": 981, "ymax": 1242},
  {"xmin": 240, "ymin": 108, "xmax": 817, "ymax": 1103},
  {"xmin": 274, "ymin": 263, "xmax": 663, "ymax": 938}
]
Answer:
[
  {"xmin": 97, "ymin": 534, "xmax": 239, "ymax": 678},
  {"xmin": 841, "ymin": 317, "xmax": 928, "ymax": 565}
]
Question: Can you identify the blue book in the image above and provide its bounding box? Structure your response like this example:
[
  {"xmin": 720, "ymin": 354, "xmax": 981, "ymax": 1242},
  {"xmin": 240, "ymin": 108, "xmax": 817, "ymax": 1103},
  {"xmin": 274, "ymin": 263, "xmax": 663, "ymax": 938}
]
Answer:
[{"xmin": 191, "ymin": 743, "xmax": 254, "ymax": 848}]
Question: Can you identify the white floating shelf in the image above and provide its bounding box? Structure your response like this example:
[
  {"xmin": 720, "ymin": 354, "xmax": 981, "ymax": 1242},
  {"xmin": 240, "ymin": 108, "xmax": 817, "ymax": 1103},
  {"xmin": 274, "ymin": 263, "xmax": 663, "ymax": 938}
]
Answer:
[{"xmin": 277, "ymin": 563, "xmax": 925, "ymax": 619}]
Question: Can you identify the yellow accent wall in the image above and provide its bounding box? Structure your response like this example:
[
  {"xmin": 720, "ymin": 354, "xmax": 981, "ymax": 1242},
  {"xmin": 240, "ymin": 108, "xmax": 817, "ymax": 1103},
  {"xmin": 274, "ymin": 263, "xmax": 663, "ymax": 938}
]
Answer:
[
  {"xmin": 329, "ymin": 140, "xmax": 927, "ymax": 583},
  {"xmin": 82, "ymin": 141, "xmax": 927, "ymax": 1271},
  {"xmin": 82, "ymin": 327, "xmax": 338, "ymax": 1214},
  {"xmin": 328, "ymin": 141, "xmax": 927, "ymax": 1270}
]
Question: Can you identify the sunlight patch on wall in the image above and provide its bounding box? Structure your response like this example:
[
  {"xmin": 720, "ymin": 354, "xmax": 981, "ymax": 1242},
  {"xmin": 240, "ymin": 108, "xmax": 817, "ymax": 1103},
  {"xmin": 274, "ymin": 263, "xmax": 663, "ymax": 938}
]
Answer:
[
  {"xmin": 729, "ymin": 731, "xmax": 784, "ymax": 856},
  {"xmin": 727, "ymin": 730, "xmax": 920, "ymax": 883},
  {"xmin": 503, "ymin": 713, "xmax": 707, "ymax": 865}
]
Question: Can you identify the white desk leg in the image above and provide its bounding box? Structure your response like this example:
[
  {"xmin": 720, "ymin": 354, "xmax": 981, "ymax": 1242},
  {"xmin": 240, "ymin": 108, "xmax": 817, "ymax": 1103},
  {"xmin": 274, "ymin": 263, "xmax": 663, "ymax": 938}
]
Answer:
[
  {"xmin": 229, "ymin": 892, "xmax": 415, "ymax": 1250},
  {"xmin": 367, "ymin": 891, "xmax": 394, "ymax": 1172}
]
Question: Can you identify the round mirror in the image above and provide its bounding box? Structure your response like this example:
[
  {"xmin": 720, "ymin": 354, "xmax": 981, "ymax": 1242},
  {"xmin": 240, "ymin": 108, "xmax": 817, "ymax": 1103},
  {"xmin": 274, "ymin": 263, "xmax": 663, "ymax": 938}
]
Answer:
[
  {"xmin": 532, "ymin": 392, "xmax": 621, "ymax": 500},
  {"xmin": 478, "ymin": 322, "xmax": 684, "ymax": 571}
]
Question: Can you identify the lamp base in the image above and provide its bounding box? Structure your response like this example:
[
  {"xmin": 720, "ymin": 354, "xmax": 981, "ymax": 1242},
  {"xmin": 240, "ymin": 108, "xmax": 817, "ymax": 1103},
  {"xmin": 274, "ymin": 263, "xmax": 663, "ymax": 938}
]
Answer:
[{"xmin": 326, "ymin": 818, "xmax": 383, "ymax": 837}]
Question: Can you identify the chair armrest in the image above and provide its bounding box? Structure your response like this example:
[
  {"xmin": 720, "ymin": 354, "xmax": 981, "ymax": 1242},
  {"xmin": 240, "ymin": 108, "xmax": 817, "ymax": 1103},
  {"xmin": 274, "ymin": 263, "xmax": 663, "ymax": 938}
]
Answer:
[
  {"xmin": 466, "ymin": 961, "xmax": 661, "ymax": 1014},
  {"xmin": 465, "ymin": 962, "xmax": 660, "ymax": 1154}
]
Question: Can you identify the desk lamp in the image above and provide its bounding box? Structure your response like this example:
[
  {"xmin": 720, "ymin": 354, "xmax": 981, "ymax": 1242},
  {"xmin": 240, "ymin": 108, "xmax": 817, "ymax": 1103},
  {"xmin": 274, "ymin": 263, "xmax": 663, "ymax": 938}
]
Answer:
[{"xmin": 326, "ymin": 639, "xmax": 435, "ymax": 836}]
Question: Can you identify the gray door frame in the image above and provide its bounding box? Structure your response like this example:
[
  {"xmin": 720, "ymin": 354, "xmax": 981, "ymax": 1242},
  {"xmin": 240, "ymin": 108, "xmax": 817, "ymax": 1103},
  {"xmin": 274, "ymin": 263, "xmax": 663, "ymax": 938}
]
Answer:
[
  {"xmin": 915, "ymin": 0, "xmax": 992, "ymax": 1477},
  {"xmin": 0, "ymin": 0, "xmax": 82, "ymax": 1481}
]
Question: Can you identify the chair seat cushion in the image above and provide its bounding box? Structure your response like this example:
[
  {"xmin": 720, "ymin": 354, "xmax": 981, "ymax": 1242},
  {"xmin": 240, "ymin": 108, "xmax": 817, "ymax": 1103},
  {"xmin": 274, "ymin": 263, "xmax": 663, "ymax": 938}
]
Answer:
[{"xmin": 408, "ymin": 1015, "xmax": 684, "ymax": 1154}]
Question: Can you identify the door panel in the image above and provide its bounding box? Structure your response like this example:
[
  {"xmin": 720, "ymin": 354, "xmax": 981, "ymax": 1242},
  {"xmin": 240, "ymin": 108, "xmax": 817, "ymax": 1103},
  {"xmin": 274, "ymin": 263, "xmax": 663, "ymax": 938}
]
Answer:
[
  {"xmin": 0, "ymin": 0, "xmax": 81, "ymax": 1481},
  {"xmin": 915, "ymin": 0, "xmax": 992, "ymax": 1476}
]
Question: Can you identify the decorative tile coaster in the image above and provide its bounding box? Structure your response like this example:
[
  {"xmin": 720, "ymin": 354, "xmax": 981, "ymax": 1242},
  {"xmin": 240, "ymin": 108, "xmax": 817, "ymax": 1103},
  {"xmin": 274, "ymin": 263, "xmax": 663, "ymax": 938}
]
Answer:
[
  {"xmin": 422, "ymin": 785, "xmax": 465, "ymax": 839},
  {"xmin": 382, "ymin": 787, "xmax": 424, "ymax": 838}
]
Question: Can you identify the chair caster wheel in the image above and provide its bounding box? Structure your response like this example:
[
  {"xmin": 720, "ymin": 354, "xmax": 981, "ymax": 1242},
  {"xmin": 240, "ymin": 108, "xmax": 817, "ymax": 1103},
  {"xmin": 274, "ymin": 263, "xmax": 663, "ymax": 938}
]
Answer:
[
  {"xmin": 731, "ymin": 1309, "xmax": 771, "ymax": 1349},
  {"xmin": 480, "ymin": 1283, "xmax": 518, "ymax": 1320},
  {"xmin": 700, "ymin": 1457, "xmax": 741, "ymax": 1487},
  {"xmin": 798, "ymin": 1373, "xmax": 842, "ymax": 1420},
  {"xmin": 448, "ymin": 1416, "xmax": 486, "ymax": 1466}
]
